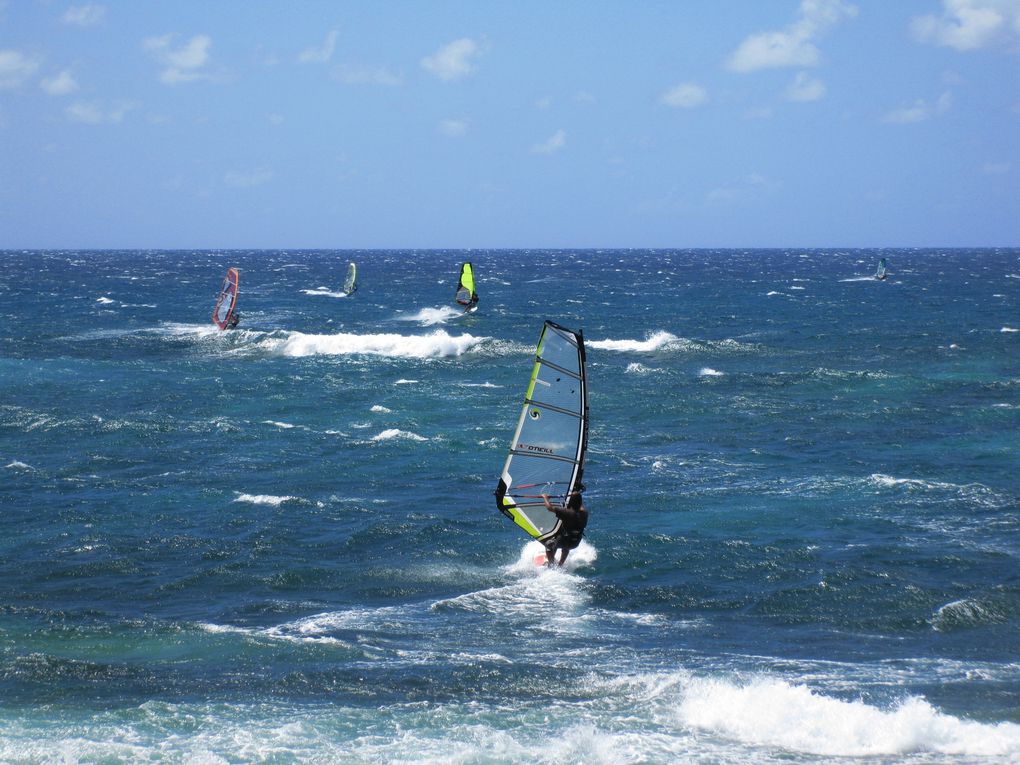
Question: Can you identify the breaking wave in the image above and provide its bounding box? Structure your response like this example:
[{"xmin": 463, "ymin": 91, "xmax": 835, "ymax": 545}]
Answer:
[
  {"xmin": 260, "ymin": 330, "xmax": 487, "ymax": 358},
  {"xmin": 397, "ymin": 306, "xmax": 463, "ymax": 325}
]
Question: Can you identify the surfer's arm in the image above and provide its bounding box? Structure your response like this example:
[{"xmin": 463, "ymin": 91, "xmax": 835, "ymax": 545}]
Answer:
[{"xmin": 541, "ymin": 494, "xmax": 559, "ymax": 513}]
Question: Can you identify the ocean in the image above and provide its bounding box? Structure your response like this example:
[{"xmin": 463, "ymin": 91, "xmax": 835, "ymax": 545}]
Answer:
[{"xmin": 1, "ymin": 248, "xmax": 1018, "ymax": 764}]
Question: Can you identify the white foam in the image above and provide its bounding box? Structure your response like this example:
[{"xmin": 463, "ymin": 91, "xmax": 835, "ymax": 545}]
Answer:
[
  {"xmin": 2, "ymin": 670, "xmax": 1019, "ymax": 763},
  {"xmin": 96, "ymin": 296, "xmax": 115, "ymax": 304},
  {"xmin": 371, "ymin": 428, "xmax": 427, "ymax": 442},
  {"xmin": 159, "ymin": 322, "xmax": 223, "ymax": 338},
  {"xmin": 397, "ymin": 306, "xmax": 462, "ymax": 325},
  {"xmin": 1001, "ymin": 326, "xmax": 1018, "ymax": 333},
  {"xmin": 869, "ymin": 473, "xmax": 976, "ymax": 494},
  {"xmin": 4, "ymin": 460, "xmax": 34, "ymax": 470},
  {"xmin": 699, "ymin": 367, "xmax": 724, "ymax": 377},
  {"xmin": 262, "ymin": 420, "xmax": 296, "ymax": 429},
  {"xmin": 233, "ymin": 493, "xmax": 300, "ymax": 507},
  {"xmin": 677, "ymin": 675, "xmax": 1020, "ymax": 757},
  {"xmin": 588, "ymin": 331, "xmax": 680, "ymax": 352},
  {"xmin": 507, "ymin": 539, "xmax": 598, "ymax": 575},
  {"xmin": 394, "ymin": 379, "xmax": 418, "ymax": 385},
  {"xmin": 263, "ymin": 330, "xmax": 485, "ymax": 359},
  {"xmin": 301, "ymin": 288, "xmax": 347, "ymax": 298},
  {"xmin": 931, "ymin": 598, "xmax": 1006, "ymax": 631},
  {"xmin": 370, "ymin": 405, "xmax": 392, "ymax": 413}
]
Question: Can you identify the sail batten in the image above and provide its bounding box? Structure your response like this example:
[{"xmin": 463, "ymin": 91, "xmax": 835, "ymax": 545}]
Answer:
[{"xmin": 495, "ymin": 320, "xmax": 588, "ymax": 542}]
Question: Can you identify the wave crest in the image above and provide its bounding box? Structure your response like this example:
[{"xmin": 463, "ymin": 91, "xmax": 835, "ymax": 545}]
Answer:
[{"xmin": 262, "ymin": 330, "xmax": 487, "ymax": 358}]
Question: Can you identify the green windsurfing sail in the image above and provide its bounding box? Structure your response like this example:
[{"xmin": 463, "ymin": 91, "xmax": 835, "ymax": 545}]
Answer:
[
  {"xmin": 455, "ymin": 262, "xmax": 478, "ymax": 308},
  {"xmin": 495, "ymin": 321, "xmax": 588, "ymax": 542},
  {"xmin": 344, "ymin": 262, "xmax": 358, "ymax": 295},
  {"xmin": 875, "ymin": 258, "xmax": 888, "ymax": 281}
]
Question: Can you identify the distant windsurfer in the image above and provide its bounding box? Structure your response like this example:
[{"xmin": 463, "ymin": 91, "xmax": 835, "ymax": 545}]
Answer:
[
  {"xmin": 227, "ymin": 312, "xmax": 240, "ymax": 329},
  {"xmin": 540, "ymin": 491, "xmax": 588, "ymax": 566},
  {"xmin": 466, "ymin": 294, "xmax": 478, "ymax": 312}
]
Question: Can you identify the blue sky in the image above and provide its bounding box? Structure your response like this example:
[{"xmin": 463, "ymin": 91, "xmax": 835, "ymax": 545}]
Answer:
[{"xmin": 1, "ymin": 0, "xmax": 1018, "ymax": 248}]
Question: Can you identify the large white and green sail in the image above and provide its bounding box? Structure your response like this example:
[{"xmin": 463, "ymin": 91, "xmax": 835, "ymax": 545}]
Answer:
[{"xmin": 495, "ymin": 321, "xmax": 588, "ymax": 542}]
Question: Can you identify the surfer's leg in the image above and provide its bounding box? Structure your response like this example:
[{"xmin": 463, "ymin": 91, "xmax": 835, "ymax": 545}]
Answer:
[
  {"xmin": 558, "ymin": 548, "xmax": 569, "ymax": 566},
  {"xmin": 544, "ymin": 541, "xmax": 556, "ymax": 566}
]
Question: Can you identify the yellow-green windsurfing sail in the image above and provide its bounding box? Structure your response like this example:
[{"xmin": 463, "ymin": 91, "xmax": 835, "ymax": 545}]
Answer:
[
  {"xmin": 495, "ymin": 320, "xmax": 588, "ymax": 541},
  {"xmin": 455, "ymin": 262, "xmax": 477, "ymax": 307}
]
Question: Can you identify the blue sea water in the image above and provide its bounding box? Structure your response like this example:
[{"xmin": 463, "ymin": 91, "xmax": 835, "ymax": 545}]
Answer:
[{"xmin": 1, "ymin": 248, "xmax": 1018, "ymax": 764}]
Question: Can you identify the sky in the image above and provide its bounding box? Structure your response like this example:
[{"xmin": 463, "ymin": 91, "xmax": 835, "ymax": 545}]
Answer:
[{"xmin": 1, "ymin": 0, "xmax": 1018, "ymax": 249}]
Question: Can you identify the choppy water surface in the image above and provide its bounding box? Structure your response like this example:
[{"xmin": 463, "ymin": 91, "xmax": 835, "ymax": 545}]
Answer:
[{"xmin": 1, "ymin": 249, "xmax": 1018, "ymax": 763}]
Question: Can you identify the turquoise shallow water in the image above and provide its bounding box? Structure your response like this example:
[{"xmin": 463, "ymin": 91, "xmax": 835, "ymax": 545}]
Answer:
[{"xmin": 1, "ymin": 248, "xmax": 1019, "ymax": 763}]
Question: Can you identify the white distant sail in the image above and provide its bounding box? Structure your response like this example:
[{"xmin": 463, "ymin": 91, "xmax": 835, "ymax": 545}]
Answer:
[{"xmin": 344, "ymin": 262, "xmax": 358, "ymax": 295}]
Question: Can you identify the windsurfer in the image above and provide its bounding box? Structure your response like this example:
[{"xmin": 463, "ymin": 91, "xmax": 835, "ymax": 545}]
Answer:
[
  {"xmin": 540, "ymin": 491, "xmax": 588, "ymax": 566},
  {"xmin": 227, "ymin": 312, "xmax": 240, "ymax": 329}
]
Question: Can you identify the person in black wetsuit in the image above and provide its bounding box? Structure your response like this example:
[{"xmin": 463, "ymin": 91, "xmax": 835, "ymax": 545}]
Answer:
[
  {"xmin": 226, "ymin": 312, "xmax": 240, "ymax": 329},
  {"xmin": 540, "ymin": 491, "xmax": 588, "ymax": 566}
]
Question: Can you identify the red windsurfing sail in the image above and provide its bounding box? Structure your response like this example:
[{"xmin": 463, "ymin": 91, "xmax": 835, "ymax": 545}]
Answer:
[{"xmin": 212, "ymin": 268, "xmax": 240, "ymax": 329}]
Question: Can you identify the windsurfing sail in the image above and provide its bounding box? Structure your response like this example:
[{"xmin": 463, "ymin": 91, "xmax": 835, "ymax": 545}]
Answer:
[
  {"xmin": 212, "ymin": 267, "xmax": 240, "ymax": 329},
  {"xmin": 495, "ymin": 320, "xmax": 588, "ymax": 542},
  {"xmin": 875, "ymin": 257, "xmax": 888, "ymax": 281},
  {"xmin": 344, "ymin": 262, "xmax": 358, "ymax": 295},
  {"xmin": 455, "ymin": 262, "xmax": 478, "ymax": 308}
]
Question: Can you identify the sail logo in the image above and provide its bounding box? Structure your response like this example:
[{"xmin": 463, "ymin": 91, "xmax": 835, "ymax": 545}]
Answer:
[{"xmin": 517, "ymin": 441, "xmax": 554, "ymax": 455}]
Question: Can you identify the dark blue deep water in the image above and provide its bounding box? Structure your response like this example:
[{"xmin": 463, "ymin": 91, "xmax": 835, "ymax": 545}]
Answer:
[{"xmin": 1, "ymin": 249, "xmax": 1018, "ymax": 763}]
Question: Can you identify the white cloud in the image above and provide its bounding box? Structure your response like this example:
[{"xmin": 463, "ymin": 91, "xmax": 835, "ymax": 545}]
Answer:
[
  {"xmin": 224, "ymin": 168, "xmax": 274, "ymax": 188},
  {"xmin": 144, "ymin": 34, "xmax": 212, "ymax": 84},
  {"xmin": 0, "ymin": 49, "xmax": 40, "ymax": 89},
  {"xmin": 66, "ymin": 100, "xmax": 131, "ymax": 124},
  {"xmin": 298, "ymin": 29, "xmax": 338, "ymax": 64},
  {"xmin": 659, "ymin": 82, "xmax": 708, "ymax": 108},
  {"xmin": 331, "ymin": 63, "xmax": 402, "ymax": 86},
  {"xmin": 911, "ymin": 0, "xmax": 1020, "ymax": 50},
  {"xmin": 42, "ymin": 69, "xmax": 78, "ymax": 96},
  {"xmin": 882, "ymin": 91, "xmax": 953, "ymax": 123},
  {"xmin": 785, "ymin": 71, "xmax": 826, "ymax": 101},
  {"xmin": 727, "ymin": 0, "xmax": 858, "ymax": 72},
  {"xmin": 421, "ymin": 38, "xmax": 483, "ymax": 81},
  {"xmin": 62, "ymin": 3, "xmax": 106, "ymax": 26},
  {"xmin": 982, "ymin": 161, "xmax": 1011, "ymax": 174},
  {"xmin": 707, "ymin": 173, "xmax": 776, "ymax": 204},
  {"xmin": 439, "ymin": 119, "xmax": 467, "ymax": 138},
  {"xmin": 531, "ymin": 129, "xmax": 566, "ymax": 155}
]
